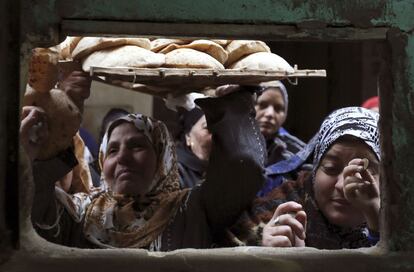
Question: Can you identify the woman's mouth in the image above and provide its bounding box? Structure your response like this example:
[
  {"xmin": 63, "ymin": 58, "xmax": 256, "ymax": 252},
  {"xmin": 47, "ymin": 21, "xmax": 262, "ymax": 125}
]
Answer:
[
  {"xmin": 331, "ymin": 198, "xmax": 350, "ymax": 206},
  {"xmin": 116, "ymin": 169, "xmax": 136, "ymax": 179},
  {"xmin": 260, "ymin": 121, "xmax": 275, "ymax": 129}
]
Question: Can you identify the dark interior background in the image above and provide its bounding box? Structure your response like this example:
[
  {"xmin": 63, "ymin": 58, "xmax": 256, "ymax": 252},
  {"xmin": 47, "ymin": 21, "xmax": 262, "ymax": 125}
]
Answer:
[{"xmin": 154, "ymin": 41, "xmax": 388, "ymax": 143}]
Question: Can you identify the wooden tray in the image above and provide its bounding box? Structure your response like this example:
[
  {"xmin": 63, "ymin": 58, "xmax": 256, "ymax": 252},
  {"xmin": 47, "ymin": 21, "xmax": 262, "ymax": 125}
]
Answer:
[{"xmin": 89, "ymin": 66, "xmax": 326, "ymax": 96}]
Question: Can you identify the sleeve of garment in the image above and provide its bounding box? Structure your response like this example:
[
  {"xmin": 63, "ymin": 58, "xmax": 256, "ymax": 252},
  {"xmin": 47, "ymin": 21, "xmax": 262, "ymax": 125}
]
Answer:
[
  {"xmin": 195, "ymin": 90, "xmax": 266, "ymax": 233},
  {"xmin": 31, "ymin": 147, "xmax": 78, "ymax": 233},
  {"xmin": 366, "ymin": 228, "xmax": 380, "ymax": 246}
]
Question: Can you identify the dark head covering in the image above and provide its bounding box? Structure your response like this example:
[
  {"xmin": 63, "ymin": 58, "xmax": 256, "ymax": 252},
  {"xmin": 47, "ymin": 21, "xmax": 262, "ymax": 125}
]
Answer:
[
  {"xmin": 99, "ymin": 108, "xmax": 129, "ymax": 142},
  {"xmin": 176, "ymin": 107, "xmax": 205, "ymax": 141}
]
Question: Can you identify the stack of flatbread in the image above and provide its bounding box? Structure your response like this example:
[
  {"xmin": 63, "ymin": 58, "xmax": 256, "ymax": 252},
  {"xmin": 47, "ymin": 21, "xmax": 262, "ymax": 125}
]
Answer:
[
  {"xmin": 68, "ymin": 37, "xmax": 165, "ymax": 72},
  {"xmin": 64, "ymin": 37, "xmax": 293, "ymax": 73},
  {"xmin": 150, "ymin": 38, "xmax": 230, "ymax": 70}
]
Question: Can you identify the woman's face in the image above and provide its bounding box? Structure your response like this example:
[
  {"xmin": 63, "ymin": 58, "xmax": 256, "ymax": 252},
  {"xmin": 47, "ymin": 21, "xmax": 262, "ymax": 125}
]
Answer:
[
  {"xmin": 255, "ymin": 88, "xmax": 286, "ymax": 140},
  {"xmin": 314, "ymin": 138, "xmax": 379, "ymax": 228},
  {"xmin": 185, "ymin": 115, "xmax": 212, "ymax": 161},
  {"xmin": 103, "ymin": 122, "xmax": 157, "ymax": 196}
]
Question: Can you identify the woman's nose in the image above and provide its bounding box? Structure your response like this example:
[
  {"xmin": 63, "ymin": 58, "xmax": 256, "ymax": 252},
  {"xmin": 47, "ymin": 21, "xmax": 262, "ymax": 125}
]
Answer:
[
  {"xmin": 116, "ymin": 147, "xmax": 130, "ymax": 164},
  {"xmin": 335, "ymin": 172, "xmax": 345, "ymax": 191},
  {"xmin": 263, "ymin": 105, "xmax": 276, "ymax": 117}
]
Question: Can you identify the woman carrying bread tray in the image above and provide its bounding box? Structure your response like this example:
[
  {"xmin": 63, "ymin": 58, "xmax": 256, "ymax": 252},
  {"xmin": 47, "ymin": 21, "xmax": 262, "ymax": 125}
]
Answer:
[{"xmin": 21, "ymin": 78, "xmax": 266, "ymax": 250}]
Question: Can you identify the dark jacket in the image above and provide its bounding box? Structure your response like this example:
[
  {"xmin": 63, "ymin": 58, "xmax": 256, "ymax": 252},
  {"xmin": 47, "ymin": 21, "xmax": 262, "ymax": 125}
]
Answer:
[{"xmin": 176, "ymin": 142, "xmax": 207, "ymax": 189}]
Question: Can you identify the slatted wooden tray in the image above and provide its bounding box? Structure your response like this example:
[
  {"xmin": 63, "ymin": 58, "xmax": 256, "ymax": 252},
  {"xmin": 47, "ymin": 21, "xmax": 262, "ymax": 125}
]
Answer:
[{"xmin": 89, "ymin": 66, "xmax": 326, "ymax": 96}]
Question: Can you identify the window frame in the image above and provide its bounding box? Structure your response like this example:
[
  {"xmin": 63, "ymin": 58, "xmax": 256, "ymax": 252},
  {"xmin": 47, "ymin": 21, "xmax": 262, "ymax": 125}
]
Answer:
[{"xmin": 2, "ymin": 1, "xmax": 414, "ymax": 270}]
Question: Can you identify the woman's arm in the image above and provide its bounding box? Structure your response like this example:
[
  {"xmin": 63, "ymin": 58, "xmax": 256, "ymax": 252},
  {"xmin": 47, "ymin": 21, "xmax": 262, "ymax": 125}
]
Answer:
[{"xmin": 195, "ymin": 87, "xmax": 266, "ymax": 232}]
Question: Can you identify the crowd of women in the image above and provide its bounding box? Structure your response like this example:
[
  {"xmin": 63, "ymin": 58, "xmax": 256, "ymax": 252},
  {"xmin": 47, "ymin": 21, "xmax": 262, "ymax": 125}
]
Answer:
[{"xmin": 20, "ymin": 69, "xmax": 381, "ymax": 251}]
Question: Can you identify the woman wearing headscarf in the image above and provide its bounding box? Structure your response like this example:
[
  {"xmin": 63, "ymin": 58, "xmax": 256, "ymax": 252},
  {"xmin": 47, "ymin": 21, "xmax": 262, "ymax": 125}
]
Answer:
[
  {"xmin": 254, "ymin": 81, "xmax": 305, "ymax": 166},
  {"xmin": 23, "ymin": 86, "xmax": 266, "ymax": 250},
  {"xmin": 175, "ymin": 107, "xmax": 211, "ymax": 189},
  {"xmin": 225, "ymin": 107, "xmax": 380, "ymax": 249}
]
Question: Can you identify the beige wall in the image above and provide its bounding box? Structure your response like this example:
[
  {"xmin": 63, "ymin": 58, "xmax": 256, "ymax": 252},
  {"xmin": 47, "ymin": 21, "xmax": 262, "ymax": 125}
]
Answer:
[{"xmin": 83, "ymin": 80, "xmax": 153, "ymax": 142}]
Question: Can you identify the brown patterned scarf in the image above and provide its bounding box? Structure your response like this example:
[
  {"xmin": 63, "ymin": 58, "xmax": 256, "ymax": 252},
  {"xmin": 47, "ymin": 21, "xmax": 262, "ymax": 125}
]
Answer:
[{"xmin": 83, "ymin": 114, "xmax": 189, "ymax": 249}]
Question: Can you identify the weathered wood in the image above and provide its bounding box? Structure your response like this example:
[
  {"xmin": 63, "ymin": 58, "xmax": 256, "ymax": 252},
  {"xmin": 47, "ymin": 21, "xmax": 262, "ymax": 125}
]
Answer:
[{"xmin": 90, "ymin": 66, "xmax": 326, "ymax": 95}]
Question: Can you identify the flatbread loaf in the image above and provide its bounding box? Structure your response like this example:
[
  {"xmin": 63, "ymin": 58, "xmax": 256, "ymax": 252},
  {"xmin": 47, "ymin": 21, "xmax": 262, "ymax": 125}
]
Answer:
[
  {"xmin": 72, "ymin": 37, "xmax": 151, "ymax": 60},
  {"xmin": 229, "ymin": 52, "xmax": 294, "ymax": 73},
  {"xmin": 28, "ymin": 48, "xmax": 59, "ymax": 93},
  {"xmin": 23, "ymin": 86, "xmax": 82, "ymax": 160},
  {"xmin": 160, "ymin": 40, "xmax": 228, "ymax": 64},
  {"xmin": 164, "ymin": 48, "xmax": 225, "ymax": 69},
  {"xmin": 225, "ymin": 40, "xmax": 270, "ymax": 66},
  {"xmin": 82, "ymin": 45, "xmax": 166, "ymax": 72},
  {"xmin": 57, "ymin": 36, "xmax": 82, "ymax": 60},
  {"xmin": 150, "ymin": 38, "xmax": 190, "ymax": 52},
  {"xmin": 211, "ymin": 40, "xmax": 231, "ymax": 46}
]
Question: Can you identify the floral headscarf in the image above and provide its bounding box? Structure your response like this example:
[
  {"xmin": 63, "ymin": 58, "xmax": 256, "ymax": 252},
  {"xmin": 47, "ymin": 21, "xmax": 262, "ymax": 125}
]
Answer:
[{"xmin": 84, "ymin": 113, "xmax": 189, "ymax": 250}]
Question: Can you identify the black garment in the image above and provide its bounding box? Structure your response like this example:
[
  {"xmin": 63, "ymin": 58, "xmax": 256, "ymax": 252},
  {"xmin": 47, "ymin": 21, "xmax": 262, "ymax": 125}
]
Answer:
[{"xmin": 176, "ymin": 142, "xmax": 208, "ymax": 189}]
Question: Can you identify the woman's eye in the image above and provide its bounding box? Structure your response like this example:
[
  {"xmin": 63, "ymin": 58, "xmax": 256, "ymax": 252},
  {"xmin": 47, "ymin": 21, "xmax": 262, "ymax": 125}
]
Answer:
[
  {"xmin": 258, "ymin": 102, "xmax": 268, "ymax": 109},
  {"xmin": 107, "ymin": 148, "xmax": 118, "ymax": 155},
  {"xmin": 130, "ymin": 142, "xmax": 147, "ymax": 150},
  {"xmin": 322, "ymin": 165, "xmax": 342, "ymax": 176},
  {"xmin": 275, "ymin": 106, "xmax": 285, "ymax": 113}
]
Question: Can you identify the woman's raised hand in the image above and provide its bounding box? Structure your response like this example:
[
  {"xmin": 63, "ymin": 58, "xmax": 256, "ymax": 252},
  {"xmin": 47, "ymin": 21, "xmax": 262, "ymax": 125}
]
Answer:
[
  {"xmin": 343, "ymin": 158, "xmax": 380, "ymax": 231},
  {"xmin": 58, "ymin": 70, "xmax": 91, "ymax": 112},
  {"xmin": 262, "ymin": 201, "xmax": 307, "ymax": 247},
  {"xmin": 20, "ymin": 106, "xmax": 49, "ymax": 161}
]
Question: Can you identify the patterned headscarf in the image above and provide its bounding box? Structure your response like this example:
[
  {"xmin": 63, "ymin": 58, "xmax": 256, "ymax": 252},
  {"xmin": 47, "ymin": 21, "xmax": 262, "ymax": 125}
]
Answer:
[
  {"xmin": 313, "ymin": 107, "xmax": 380, "ymax": 171},
  {"xmin": 85, "ymin": 113, "xmax": 189, "ymax": 250},
  {"xmin": 264, "ymin": 106, "xmax": 380, "ymax": 195}
]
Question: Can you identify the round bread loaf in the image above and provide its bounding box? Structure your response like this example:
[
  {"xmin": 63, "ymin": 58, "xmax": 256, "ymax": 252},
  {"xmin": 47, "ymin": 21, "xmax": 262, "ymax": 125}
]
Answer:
[
  {"xmin": 81, "ymin": 45, "xmax": 165, "ymax": 72},
  {"xmin": 58, "ymin": 36, "xmax": 82, "ymax": 60},
  {"xmin": 72, "ymin": 37, "xmax": 151, "ymax": 60},
  {"xmin": 211, "ymin": 39, "xmax": 231, "ymax": 46},
  {"xmin": 150, "ymin": 38, "xmax": 190, "ymax": 52},
  {"xmin": 28, "ymin": 48, "xmax": 59, "ymax": 93},
  {"xmin": 164, "ymin": 48, "xmax": 224, "ymax": 69},
  {"xmin": 229, "ymin": 52, "xmax": 294, "ymax": 73},
  {"xmin": 160, "ymin": 40, "xmax": 228, "ymax": 64},
  {"xmin": 23, "ymin": 86, "xmax": 82, "ymax": 160},
  {"xmin": 225, "ymin": 40, "xmax": 270, "ymax": 67}
]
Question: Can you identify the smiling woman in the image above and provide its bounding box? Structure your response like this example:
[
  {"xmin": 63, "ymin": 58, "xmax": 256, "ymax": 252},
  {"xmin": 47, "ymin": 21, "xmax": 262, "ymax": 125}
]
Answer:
[
  {"xmin": 225, "ymin": 107, "xmax": 381, "ymax": 249},
  {"xmin": 102, "ymin": 120, "xmax": 158, "ymax": 196},
  {"xmin": 314, "ymin": 136, "xmax": 380, "ymax": 230}
]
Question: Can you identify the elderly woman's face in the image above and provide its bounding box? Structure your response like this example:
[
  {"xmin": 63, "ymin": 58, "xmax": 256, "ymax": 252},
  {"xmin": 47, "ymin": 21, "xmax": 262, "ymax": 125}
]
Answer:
[
  {"xmin": 255, "ymin": 88, "xmax": 286, "ymax": 140},
  {"xmin": 314, "ymin": 139, "xmax": 379, "ymax": 228},
  {"xmin": 185, "ymin": 115, "xmax": 212, "ymax": 161},
  {"xmin": 103, "ymin": 122, "xmax": 157, "ymax": 196}
]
